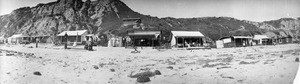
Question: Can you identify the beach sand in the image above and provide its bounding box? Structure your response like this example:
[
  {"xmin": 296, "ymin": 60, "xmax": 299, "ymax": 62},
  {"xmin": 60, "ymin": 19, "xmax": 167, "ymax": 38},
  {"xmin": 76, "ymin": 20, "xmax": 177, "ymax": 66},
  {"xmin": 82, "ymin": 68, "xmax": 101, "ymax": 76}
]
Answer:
[{"xmin": 0, "ymin": 44, "xmax": 299, "ymax": 84}]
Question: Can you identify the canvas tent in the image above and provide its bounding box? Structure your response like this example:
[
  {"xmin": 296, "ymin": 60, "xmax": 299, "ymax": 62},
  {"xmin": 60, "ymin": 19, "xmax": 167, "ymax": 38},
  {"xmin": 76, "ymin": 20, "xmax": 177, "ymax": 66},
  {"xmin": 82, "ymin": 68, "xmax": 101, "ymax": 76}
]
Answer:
[
  {"xmin": 171, "ymin": 31, "xmax": 205, "ymax": 48},
  {"xmin": 253, "ymin": 35, "xmax": 272, "ymax": 45},
  {"xmin": 128, "ymin": 31, "xmax": 161, "ymax": 47},
  {"xmin": 57, "ymin": 30, "xmax": 88, "ymax": 44}
]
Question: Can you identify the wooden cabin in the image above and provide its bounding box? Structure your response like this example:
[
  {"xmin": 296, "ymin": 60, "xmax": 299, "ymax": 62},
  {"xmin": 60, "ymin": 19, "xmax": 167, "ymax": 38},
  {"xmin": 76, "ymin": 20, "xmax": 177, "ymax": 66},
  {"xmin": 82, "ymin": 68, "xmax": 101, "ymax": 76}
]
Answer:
[
  {"xmin": 57, "ymin": 30, "xmax": 88, "ymax": 45},
  {"xmin": 170, "ymin": 31, "xmax": 205, "ymax": 48},
  {"xmin": 128, "ymin": 31, "xmax": 161, "ymax": 47},
  {"xmin": 218, "ymin": 36, "xmax": 252, "ymax": 48},
  {"xmin": 7, "ymin": 34, "xmax": 30, "ymax": 44},
  {"xmin": 253, "ymin": 35, "xmax": 272, "ymax": 45}
]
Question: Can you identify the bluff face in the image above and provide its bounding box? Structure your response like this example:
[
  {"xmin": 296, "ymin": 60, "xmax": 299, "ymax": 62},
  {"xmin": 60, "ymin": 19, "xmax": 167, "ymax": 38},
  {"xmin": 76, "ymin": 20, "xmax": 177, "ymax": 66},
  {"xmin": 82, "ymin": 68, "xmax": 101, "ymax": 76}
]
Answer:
[{"xmin": 0, "ymin": 0, "xmax": 299, "ymax": 42}]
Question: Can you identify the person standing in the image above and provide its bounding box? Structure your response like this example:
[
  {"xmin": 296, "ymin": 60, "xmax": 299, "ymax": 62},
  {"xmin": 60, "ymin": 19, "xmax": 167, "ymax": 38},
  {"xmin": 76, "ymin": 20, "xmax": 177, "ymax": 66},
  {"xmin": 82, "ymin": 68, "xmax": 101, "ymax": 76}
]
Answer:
[
  {"xmin": 36, "ymin": 38, "xmax": 39, "ymax": 48},
  {"xmin": 64, "ymin": 33, "xmax": 68, "ymax": 49},
  {"xmin": 88, "ymin": 37, "xmax": 93, "ymax": 51}
]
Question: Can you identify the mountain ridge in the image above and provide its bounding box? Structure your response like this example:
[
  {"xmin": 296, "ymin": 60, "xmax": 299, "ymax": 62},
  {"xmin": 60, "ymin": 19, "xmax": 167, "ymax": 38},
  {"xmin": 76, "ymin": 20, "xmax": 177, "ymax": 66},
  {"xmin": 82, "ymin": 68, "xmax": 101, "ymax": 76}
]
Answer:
[{"xmin": 0, "ymin": 0, "xmax": 299, "ymax": 42}]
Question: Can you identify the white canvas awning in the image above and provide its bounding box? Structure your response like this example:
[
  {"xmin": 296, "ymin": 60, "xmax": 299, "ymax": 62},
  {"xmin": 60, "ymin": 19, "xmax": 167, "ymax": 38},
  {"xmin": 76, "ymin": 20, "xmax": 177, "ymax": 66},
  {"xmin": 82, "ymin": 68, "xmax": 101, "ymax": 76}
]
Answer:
[
  {"xmin": 86, "ymin": 34, "xmax": 95, "ymax": 36},
  {"xmin": 232, "ymin": 36, "xmax": 252, "ymax": 39},
  {"xmin": 57, "ymin": 30, "xmax": 88, "ymax": 36},
  {"xmin": 128, "ymin": 31, "xmax": 161, "ymax": 36},
  {"xmin": 253, "ymin": 35, "xmax": 270, "ymax": 40},
  {"xmin": 0, "ymin": 37, "xmax": 5, "ymax": 40},
  {"xmin": 9, "ymin": 34, "xmax": 29, "ymax": 38},
  {"xmin": 171, "ymin": 31, "xmax": 204, "ymax": 37}
]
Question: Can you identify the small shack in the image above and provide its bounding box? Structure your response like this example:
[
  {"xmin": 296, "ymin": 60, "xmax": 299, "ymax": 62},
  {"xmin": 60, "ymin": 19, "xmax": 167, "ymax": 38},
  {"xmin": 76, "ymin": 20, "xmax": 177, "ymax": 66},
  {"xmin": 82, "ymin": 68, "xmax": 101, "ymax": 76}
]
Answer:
[
  {"xmin": 271, "ymin": 31, "xmax": 293, "ymax": 44},
  {"xmin": 128, "ymin": 31, "xmax": 161, "ymax": 47},
  {"xmin": 7, "ymin": 34, "xmax": 30, "ymax": 44},
  {"xmin": 265, "ymin": 31, "xmax": 279, "ymax": 44},
  {"xmin": 219, "ymin": 36, "xmax": 252, "ymax": 48},
  {"xmin": 170, "ymin": 31, "xmax": 205, "ymax": 48},
  {"xmin": 253, "ymin": 35, "xmax": 272, "ymax": 45},
  {"xmin": 57, "ymin": 30, "xmax": 88, "ymax": 45}
]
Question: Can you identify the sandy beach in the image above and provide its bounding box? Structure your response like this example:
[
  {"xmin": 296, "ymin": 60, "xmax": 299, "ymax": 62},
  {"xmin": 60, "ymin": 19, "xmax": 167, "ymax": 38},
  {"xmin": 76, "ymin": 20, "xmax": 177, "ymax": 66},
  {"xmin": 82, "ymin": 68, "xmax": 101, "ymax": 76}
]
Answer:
[{"xmin": 0, "ymin": 44, "xmax": 299, "ymax": 84}]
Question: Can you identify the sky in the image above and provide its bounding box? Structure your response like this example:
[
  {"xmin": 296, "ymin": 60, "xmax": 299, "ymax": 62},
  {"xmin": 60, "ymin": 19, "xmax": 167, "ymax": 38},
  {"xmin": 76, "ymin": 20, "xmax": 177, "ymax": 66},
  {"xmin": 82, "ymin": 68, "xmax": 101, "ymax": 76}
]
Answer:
[{"xmin": 0, "ymin": 0, "xmax": 299, "ymax": 22}]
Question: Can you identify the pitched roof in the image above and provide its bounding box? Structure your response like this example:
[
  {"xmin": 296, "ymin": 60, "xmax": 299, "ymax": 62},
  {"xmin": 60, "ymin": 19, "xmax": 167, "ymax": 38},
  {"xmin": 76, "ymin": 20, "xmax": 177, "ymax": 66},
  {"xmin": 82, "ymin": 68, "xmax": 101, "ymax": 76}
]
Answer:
[
  {"xmin": 57, "ymin": 30, "xmax": 88, "ymax": 36},
  {"xmin": 171, "ymin": 31, "xmax": 204, "ymax": 37},
  {"xmin": 128, "ymin": 31, "xmax": 161, "ymax": 36}
]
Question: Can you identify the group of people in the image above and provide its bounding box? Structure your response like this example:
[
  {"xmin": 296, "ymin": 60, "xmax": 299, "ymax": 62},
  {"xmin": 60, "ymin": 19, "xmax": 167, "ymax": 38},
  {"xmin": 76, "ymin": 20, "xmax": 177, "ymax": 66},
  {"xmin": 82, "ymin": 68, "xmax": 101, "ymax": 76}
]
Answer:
[{"xmin": 84, "ymin": 37, "xmax": 93, "ymax": 51}]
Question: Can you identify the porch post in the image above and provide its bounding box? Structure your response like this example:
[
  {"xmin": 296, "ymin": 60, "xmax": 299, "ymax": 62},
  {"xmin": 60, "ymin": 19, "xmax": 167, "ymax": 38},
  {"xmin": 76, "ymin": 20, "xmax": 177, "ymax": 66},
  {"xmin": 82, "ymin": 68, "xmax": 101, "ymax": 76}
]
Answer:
[
  {"xmin": 183, "ymin": 37, "xmax": 185, "ymax": 47},
  {"xmin": 175, "ymin": 37, "xmax": 178, "ymax": 48},
  {"xmin": 152, "ymin": 37, "xmax": 154, "ymax": 47}
]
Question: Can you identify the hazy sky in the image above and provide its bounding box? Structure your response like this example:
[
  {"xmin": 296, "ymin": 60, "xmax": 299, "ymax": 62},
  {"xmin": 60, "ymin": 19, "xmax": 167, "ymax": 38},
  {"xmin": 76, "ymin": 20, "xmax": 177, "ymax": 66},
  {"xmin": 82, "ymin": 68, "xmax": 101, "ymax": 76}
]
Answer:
[{"xmin": 0, "ymin": 0, "xmax": 299, "ymax": 22}]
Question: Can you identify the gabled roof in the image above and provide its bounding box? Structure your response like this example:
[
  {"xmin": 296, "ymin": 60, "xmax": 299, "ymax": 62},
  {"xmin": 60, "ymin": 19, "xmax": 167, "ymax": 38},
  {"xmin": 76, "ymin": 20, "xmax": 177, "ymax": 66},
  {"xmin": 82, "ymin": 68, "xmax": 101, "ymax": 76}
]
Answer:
[
  {"xmin": 253, "ymin": 35, "xmax": 270, "ymax": 40},
  {"xmin": 57, "ymin": 30, "xmax": 88, "ymax": 36},
  {"xmin": 128, "ymin": 31, "xmax": 161, "ymax": 36},
  {"xmin": 171, "ymin": 31, "xmax": 204, "ymax": 37}
]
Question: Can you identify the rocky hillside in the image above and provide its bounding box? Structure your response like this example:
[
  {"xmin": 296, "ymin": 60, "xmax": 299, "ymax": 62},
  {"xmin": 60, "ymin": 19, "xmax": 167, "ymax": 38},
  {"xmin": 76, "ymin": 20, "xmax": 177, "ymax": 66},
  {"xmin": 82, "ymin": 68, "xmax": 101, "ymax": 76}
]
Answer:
[
  {"xmin": 0, "ymin": 0, "xmax": 299, "ymax": 42},
  {"xmin": 244, "ymin": 18, "xmax": 300, "ymax": 40}
]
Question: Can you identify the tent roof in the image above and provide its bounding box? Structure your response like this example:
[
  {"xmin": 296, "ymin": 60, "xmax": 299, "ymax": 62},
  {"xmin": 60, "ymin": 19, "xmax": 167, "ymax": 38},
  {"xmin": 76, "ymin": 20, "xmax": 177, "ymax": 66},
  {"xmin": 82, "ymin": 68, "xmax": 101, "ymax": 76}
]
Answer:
[
  {"xmin": 128, "ymin": 31, "xmax": 161, "ymax": 36},
  {"xmin": 253, "ymin": 35, "xmax": 270, "ymax": 40},
  {"xmin": 57, "ymin": 30, "xmax": 88, "ymax": 36},
  {"xmin": 171, "ymin": 31, "xmax": 204, "ymax": 37}
]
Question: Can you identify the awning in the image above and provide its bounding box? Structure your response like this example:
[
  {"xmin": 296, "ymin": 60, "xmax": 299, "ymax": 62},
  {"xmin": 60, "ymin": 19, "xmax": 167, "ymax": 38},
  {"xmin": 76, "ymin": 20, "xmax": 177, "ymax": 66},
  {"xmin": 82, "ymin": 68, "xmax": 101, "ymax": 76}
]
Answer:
[
  {"xmin": 232, "ymin": 36, "xmax": 252, "ymax": 39},
  {"xmin": 128, "ymin": 31, "xmax": 161, "ymax": 36},
  {"xmin": 0, "ymin": 37, "xmax": 5, "ymax": 40},
  {"xmin": 86, "ymin": 34, "xmax": 95, "ymax": 36},
  {"xmin": 9, "ymin": 34, "xmax": 29, "ymax": 38},
  {"xmin": 171, "ymin": 31, "xmax": 204, "ymax": 37},
  {"xmin": 57, "ymin": 30, "xmax": 88, "ymax": 36},
  {"xmin": 253, "ymin": 35, "xmax": 270, "ymax": 40}
]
